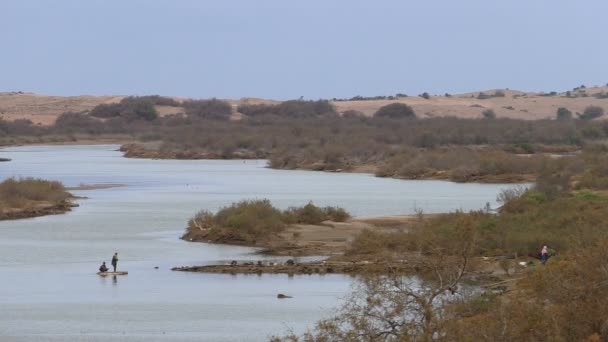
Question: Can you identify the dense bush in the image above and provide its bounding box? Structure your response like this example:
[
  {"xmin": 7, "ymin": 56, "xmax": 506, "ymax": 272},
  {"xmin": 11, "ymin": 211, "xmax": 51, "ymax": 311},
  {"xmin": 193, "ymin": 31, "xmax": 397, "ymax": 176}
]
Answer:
[
  {"xmin": 477, "ymin": 90, "xmax": 506, "ymax": 99},
  {"xmin": 183, "ymin": 200, "xmax": 350, "ymax": 244},
  {"xmin": 89, "ymin": 97, "xmax": 158, "ymax": 121},
  {"xmin": 578, "ymin": 105, "xmax": 604, "ymax": 120},
  {"xmin": 0, "ymin": 177, "xmax": 70, "ymax": 209},
  {"xmin": 0, "ymin": 118, "xmax": 42, "ymax": 136},
  {"xmin": 182, "ymin": 98, "xmax": 232, "ymax": 120},
  {"xmin": 238, "ymin": 100, "xmax": 336, "ymax": 118},
  {"xmin": 283, "ymin": 202, "xmax": 351, "ymax": 224},
  {"xmin": 556, "ymin": 107, "xmax": 572, "ymax": 120},
  {"xmin": 482, "ymin": 109, "xmax": 496, "ymax": 119},
  {"xmin": 128, "ymin": 95, "xmax": 179, "ymax": 106},
  {"xmin": 374, "ymin": 103, "xmax": 416, "ymax": 119},
  {"xmin": 89, "ymin": 103, "xmax": 122, "ymax": 118}
]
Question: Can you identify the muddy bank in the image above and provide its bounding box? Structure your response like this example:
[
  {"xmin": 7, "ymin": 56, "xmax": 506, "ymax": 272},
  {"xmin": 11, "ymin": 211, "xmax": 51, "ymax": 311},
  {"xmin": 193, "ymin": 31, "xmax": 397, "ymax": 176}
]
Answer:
[
  {"xmin": 0, "ymin": 200, "xmax": 78, "ymax": 221},
  {"xmin": 175, "ymin": 216, "xmax": 423, "ymax": 275},
  {"xmin": 120, "ymin": 143, "xmax": 265, "ymax": 160},
  {"xmin": 0, "ymin": 134, "xmax": 133, "ymax": 148},
  {"xmin": 120, "ymin": 143, "xmax": 536, "ymax": 184},
  {"xmin": 172, "ymin": 260, "xmax": 413, "ymax": 275},
  {"xmin": 182, "ymin": 216, "xmax": 417, "ymax": 257}
]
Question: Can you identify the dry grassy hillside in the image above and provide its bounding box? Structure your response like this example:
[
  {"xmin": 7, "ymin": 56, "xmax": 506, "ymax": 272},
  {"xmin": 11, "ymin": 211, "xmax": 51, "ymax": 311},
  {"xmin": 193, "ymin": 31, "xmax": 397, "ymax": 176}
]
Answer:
[
  {"xmin": 1, "ymin": 86, "xmax": 607, "ymax": 125},
  {"xmin": 0, "ymin": 92, "xmax": 280, "ymax": 124},
  {"xmin": 333, "ymin": 86, "xmax": 608, "ymax": 120},
  {"xmin": 0, "ymin": 92, "xmax": 125, "ymax": 125}
]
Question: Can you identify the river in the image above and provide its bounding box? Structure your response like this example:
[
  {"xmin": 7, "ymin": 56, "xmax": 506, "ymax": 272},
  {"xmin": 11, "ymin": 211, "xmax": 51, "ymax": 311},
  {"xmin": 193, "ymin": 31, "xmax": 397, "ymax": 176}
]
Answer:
[{"xmin": 0, "ymin": 145, "xmax": 522, "ymax": 341}]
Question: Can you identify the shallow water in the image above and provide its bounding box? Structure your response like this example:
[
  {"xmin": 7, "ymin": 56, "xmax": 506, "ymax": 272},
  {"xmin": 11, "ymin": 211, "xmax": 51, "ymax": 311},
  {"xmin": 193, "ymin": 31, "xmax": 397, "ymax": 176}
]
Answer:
[{"xmin": 0, "ymin": 145, "xmax": 522, "ymax": 341}]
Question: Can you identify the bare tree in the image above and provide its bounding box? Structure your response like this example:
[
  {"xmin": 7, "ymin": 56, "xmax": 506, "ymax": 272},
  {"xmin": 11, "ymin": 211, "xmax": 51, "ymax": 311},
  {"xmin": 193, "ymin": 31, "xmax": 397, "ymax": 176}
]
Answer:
[{"xmin": 274, "ymin": 217, "xmax": 476, "ymax": 341}]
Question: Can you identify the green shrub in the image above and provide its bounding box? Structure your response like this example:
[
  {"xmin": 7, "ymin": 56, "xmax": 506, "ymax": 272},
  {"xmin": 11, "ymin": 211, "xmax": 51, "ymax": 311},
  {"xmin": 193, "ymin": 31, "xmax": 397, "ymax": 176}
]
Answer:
[
  {"xmin": 578, "ymin": 106, "xmax": 604, "ymax": 120},
  {"xmin": 184, "ymin": 200, "xmax": 350, "ymax": 243},
  {"xmin": 323, "ymin": 206, "xmax": 351, "ymax": 222},
  {"xmin": 284, "ymin": 202, "xmax": 326, "ymax": 225},
  {"xmin": 374, "ymin": 103, "xmax": 416, "ymax": 119},
  {"xmin": 89, "ymin": 96, "xmax": 159, "ymax": 121},
  {"xmin": 556, "ymin": 107, "xmax": 572, "ymax": 120},
  {"xmin": 482, "ymin": 109, "xmax": 496, "ymax": 119}
]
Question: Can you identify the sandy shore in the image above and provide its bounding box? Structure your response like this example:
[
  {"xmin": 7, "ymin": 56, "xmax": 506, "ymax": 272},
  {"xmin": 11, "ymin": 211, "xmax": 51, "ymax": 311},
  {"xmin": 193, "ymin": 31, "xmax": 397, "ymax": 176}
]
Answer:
[
  {"xmin": 175, "ymin": 215, "xmax": 420, "ymax": 275},
  {"xmin": 66, "ymin": 183, "xmax": 126, "ymax": 191}
]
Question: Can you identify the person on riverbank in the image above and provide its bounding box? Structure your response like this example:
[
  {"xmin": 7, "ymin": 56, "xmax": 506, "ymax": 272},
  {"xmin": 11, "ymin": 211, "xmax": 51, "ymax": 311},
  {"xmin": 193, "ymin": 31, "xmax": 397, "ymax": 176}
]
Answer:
[
  {"xmin": 111, "ymin": 253, "xmax": 118, "ymax": 272},
  {"xmin": 540, "ymin": 246, "xmax": 549, "ymax": 265},
  {"xmin": 99, "ymin": 261, "xmax": 108, "ymax": 272}
]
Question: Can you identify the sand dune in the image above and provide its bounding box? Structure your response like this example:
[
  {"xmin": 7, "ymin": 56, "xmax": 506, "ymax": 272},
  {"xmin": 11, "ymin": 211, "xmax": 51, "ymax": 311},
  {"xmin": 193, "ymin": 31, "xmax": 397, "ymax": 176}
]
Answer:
[
  {"xmin": 333, "ymin": 87, "xmax": 608, "ymax": 120},
  {"xmin": 1, "ymin": 86, "xmax": 607, "ymax": 125}
]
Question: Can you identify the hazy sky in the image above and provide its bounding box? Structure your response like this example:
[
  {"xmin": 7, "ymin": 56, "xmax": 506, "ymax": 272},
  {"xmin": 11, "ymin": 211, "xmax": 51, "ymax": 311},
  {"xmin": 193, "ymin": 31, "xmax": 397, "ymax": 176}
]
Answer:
[{"xmin": 1, "ymin": 0, "xmax": 607, "ymax": 99}]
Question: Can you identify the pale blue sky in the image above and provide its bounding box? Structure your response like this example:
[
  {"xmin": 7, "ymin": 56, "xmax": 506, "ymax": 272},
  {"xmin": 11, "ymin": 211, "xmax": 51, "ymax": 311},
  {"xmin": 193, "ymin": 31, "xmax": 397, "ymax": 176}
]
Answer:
[{"xmin": 1, "ymin": 0, "xmax": 607, "ymax": 99}]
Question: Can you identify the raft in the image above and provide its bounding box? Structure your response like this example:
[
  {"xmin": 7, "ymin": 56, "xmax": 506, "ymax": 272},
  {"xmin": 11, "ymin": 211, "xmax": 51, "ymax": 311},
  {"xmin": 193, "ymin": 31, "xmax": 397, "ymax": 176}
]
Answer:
[{"xmin": 97, "ymin": 271, "xmax": 128, "ymax": 276}]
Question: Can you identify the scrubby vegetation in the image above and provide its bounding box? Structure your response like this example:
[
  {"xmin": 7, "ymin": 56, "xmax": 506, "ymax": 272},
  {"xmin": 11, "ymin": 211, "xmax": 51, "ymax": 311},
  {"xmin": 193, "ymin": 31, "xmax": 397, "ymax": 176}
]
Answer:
[
  {"xmin": 375, "ymin": 147, "xmax": 546, "ymax": 182},
  {"xmin": 332, "ymin": 94, "xmax": 408, "ymax": 101},
  {"xmin": 237, "ymin": 100, "xmax": 336, "ymax": 118},
  {"xmin": 2, "ymin": 96, "xmax": 608, "ymax": 183},
  {"xmin": 0, "ymin": 177, "xmax": 72, "ymax": 219},
  {"xmin": 578, "ymin": 105, "xmax": 605, "ymax": 120},
  {"xmin": 182, "ymin": 98, "xmax": 232, "ymax": 120},
  {"xmin": 182, "ymin": 200, "xmax": 350, "ymax": 245},
  {"xmin": 556, "ymin": 107, "xmax": 572, "ymax": 120},
  {"xmin": 477, "ymin": 90, "xmax": 506, "ymax": 99},
  {"xmin": 275, "ymin": 146, "xmax": 608, "ymax": 341},
  {"xmin": 481, "ymin": 109, "xmax": 496, "ymax": 119},
  {"xmin": 90, "ymin": 96, "xmax": 159, "ymax": 121}
]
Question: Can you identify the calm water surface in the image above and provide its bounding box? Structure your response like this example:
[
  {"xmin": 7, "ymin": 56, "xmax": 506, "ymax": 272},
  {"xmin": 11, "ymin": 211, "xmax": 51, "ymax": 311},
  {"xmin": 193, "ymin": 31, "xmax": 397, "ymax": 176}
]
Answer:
[{"xmin": 0, "ymin": 145, "xmax": 521, "ymax": 341}]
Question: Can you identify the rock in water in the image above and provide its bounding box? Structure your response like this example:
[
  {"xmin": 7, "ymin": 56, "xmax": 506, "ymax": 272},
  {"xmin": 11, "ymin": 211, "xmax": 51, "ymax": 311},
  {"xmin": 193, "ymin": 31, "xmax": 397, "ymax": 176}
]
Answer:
[{"xmin": 277, "ymin": 293, "xmax": 292, "ymax": 299}]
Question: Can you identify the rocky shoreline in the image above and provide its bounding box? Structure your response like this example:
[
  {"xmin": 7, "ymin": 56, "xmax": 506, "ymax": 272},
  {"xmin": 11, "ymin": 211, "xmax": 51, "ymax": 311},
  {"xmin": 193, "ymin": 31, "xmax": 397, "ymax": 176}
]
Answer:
[
  {"xmin": 172, "ymin": 260, "xmax": 414, "ymax": 275},
  {"xmin": 173, "ymin": 216, "xmax": 423, "ymax": 275}
]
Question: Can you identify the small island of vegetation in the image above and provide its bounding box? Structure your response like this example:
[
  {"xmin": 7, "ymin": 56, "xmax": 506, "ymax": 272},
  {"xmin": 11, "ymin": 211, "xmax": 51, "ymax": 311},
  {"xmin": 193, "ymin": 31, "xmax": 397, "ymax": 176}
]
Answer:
[
  {"xmin": 0, "ymin": 177, "xmax": 76, "ymax": 220},
  {"xmin": 182, "ymin": 199, "xmax": 350, "ymax": 248}
]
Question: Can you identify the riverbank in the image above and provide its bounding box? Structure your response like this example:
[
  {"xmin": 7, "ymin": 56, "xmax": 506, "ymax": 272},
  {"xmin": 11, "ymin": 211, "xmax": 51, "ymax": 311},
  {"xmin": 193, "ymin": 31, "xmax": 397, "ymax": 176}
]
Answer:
[
  {"xmin": 0, "ymin": 200, "xmax": 78, "ymax": 220},
  {"xmin": 119, "ymin": 142, "xmax": 264, "ymax": 160},
  {"xmin": 0, "ymin": 134, "xmax": 133, "ymax": 148},
  {"xmin": 0, "ymin": 178, "xmax": 78, "ymax": 221},
  {"xmin": 174, "ymin": 213, "xmax": 516, "ymax": 279},
  {"xmin": 119, "ymin": 142, "xmax": 540, "ymax": 183},
  {"xmin": 173, "ymin": 206, "xmax": 544, "ymax": 287},
  {"xmin": 181, "ymin": 214, "xmax": 416, "ymax": 256},
  {"xmin": 175, "ymin": 215, "xmax": 416, "ymax": 274},
  {"xmin": 172, "ymin": 260, "xmax": 414, "ymax": 275}
]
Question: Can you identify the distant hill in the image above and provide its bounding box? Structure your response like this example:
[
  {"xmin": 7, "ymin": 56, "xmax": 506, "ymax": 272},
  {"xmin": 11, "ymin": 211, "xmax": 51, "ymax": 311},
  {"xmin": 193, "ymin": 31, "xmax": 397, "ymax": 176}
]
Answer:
[{"xmin": 1, "ymin": 86, "xmax": 607, "ymax": 125}]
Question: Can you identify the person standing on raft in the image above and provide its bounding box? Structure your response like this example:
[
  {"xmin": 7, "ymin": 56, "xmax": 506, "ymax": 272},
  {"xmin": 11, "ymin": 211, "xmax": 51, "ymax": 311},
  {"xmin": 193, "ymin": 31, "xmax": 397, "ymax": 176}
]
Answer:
[{"xmin": 111, "ymin": 253, "xmax": 118, "ymax": 272}]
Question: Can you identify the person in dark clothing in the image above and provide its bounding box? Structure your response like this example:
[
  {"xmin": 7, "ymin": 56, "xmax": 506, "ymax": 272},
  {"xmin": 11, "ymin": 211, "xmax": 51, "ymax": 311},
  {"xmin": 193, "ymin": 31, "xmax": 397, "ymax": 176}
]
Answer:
[
  {"xmin": 99, "ymin": 261, "xmax": 109, "ymax": 272},
  {"xmin": 111, "ymin": 253, "xmax": 118, "ymax": 272}
]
